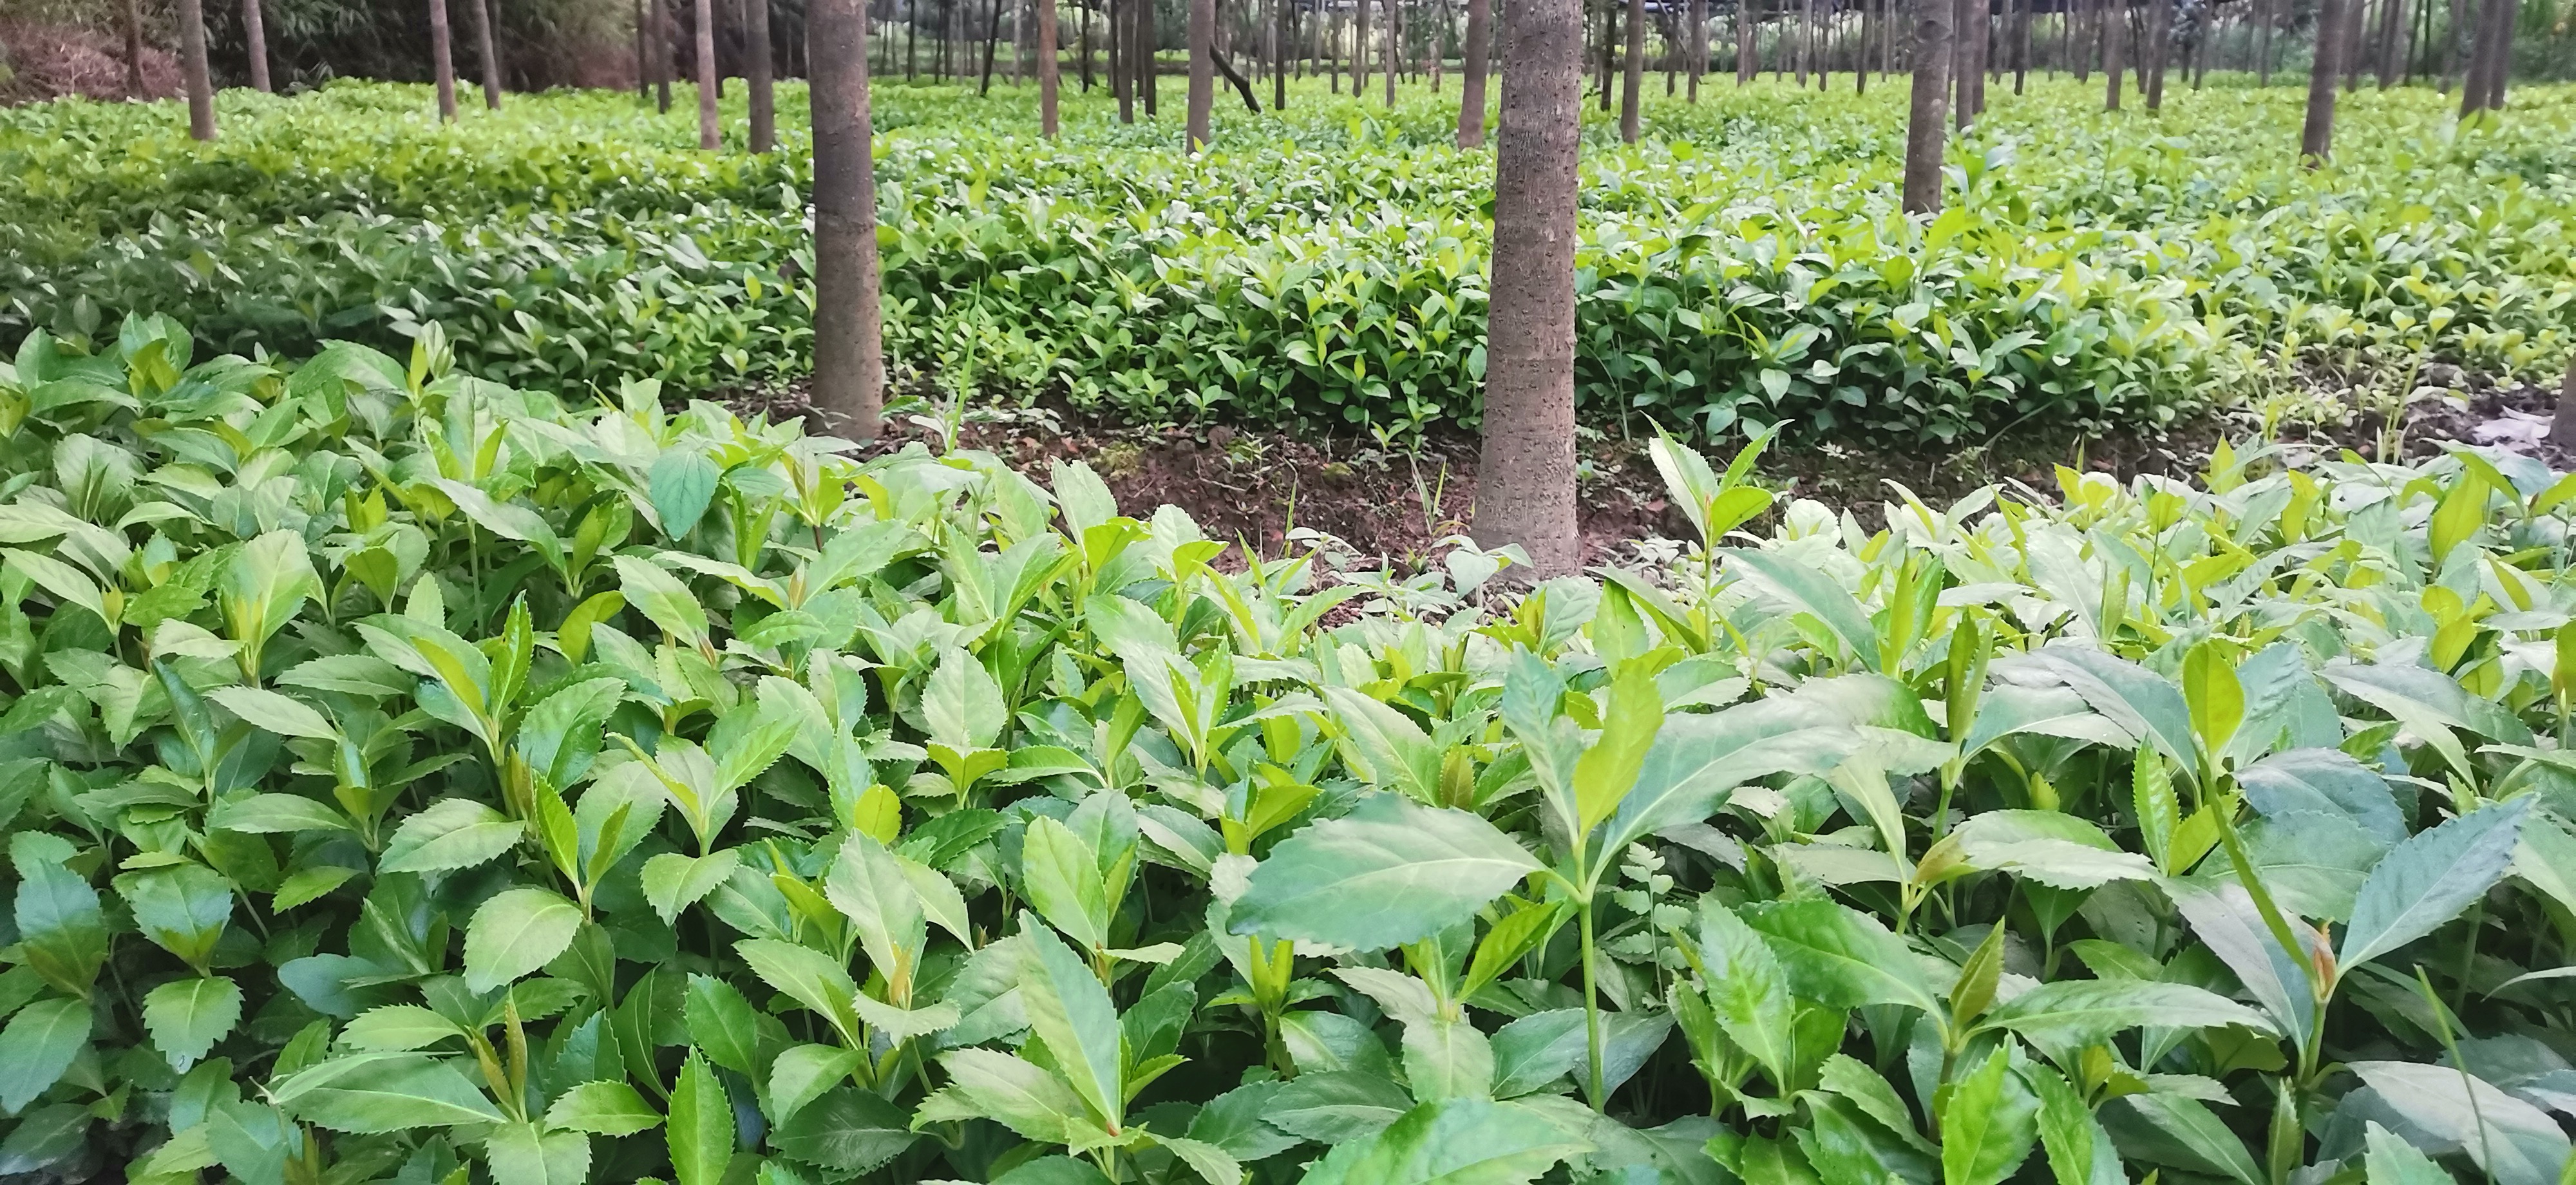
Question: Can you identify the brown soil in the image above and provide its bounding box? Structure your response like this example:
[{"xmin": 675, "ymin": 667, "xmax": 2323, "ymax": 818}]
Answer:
[
  {"xmin": 724, "ymin": 366, "xmax": 2571, "ymax": 570},
  {"xmin": 0, "ymin": 21, "xmax": 180, "ymax": 104}
]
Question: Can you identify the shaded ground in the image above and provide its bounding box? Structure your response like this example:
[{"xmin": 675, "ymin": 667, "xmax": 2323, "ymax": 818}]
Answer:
[{"xmin": 726, "ymin": 365, "xmax": 2571, "ymax": 568}]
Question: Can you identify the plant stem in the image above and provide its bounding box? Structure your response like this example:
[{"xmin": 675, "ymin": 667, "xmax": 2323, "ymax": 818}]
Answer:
[{"xmin": 1579, "ymin": 896, "xmax": 1606, "ymax": 1110}]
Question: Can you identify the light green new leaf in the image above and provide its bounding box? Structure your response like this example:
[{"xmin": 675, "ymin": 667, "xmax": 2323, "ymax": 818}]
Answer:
[
  {"xmin": 642, "ymin": 849, "xmax": 741, "ymax": 925},
  {"xmin": 1296, "ymin": 1097, "xmax": 1593, "ymax": 1185},
  {"xmin": 380, "ymin": 799, "xmax": 527, "ymax": 875},
  {"xmin": 1017, "ymin": 816, "xmax": 1109, "ymax": 953},
  {"xmin": 1722, "ymin": 548, "xmax": 1881, "ymax": 672},
  {"xmin": 546, "ymin": 1081, "xmax": 663, "ymax": 1135},
  {"xmin": 614, "ymin": 555, "xmax": 710, "ymax": 649},
  {"xmin": 768, "ymin": 1044, "xmax": 864, "ymax": 1125},
  {"xmin": 1322, "ymin": 686, "xmax": 1443, "ymax": 804},
  {"xmin": 1683, "ymin": 898, "xmax": 1796, "ymax": 1087},
  {"xmin": 206, "ymin": 685, "xmax": 336, "ymax": 739},
  {"xmin": 462, "ymin": 887, "xmax": 584, "ymax": 993},
  {"xmin": 1939, "ymin": 1047, "xmax": 2040, "ymax": 1185},
  {"xmin": 923, "ymin": 647, "xmax": 1006, "ymax": 752},
  {"xmin": 735, "ymin": 938, "xmax": 860, "ymax": 1042},
  {"xmin": 667, "ymin": 1051, "xmax": 734, "ymax": 1185},
  {"xmin": 205, "ymin": 792, "xmax": 356, "ymax": 836},
  {"xmin": 1228, "ymin": 793, "xmax": 1540, "ymax": 951},
  {"xmin": 2361, "ymin": 1122, "xmax": 2456, "ymax": 1185},
  {"xmin": 341, "ymin": 1005, "xmax": 466, "ymax": 1051}
]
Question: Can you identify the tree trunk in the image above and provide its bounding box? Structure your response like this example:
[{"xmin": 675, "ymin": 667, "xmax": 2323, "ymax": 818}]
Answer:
[
  {"xmin": 1620, "ymin": 0, "xmax": 1642, "ymax": 138},
  {"xmin": 1687, "ymin": 0, "xmax": 1704, "ymax": 97},
  {"xmin": 2374, "ymin": 0, "xmax": 2403, "ymax": 86},
  {"xmin": 1736, "ymin": 0, "xmax": 1754, "ymax": 82},
  {"xmin": 1113, "ymin": 0, "xmax": 1134, "ymax": 115},
  {"xmin": 696, "ymin": 0, "xmax": 721, "ymax": 145},
  {"xmin": 1188, "ymin": 0, "xmax": 1213, "ymax": 144},
  {"xmin": 122, "ymin": 0, "xmax": 147, "ymax": 98},
  {"xmin": 1902, "ymin": 0, "xmax": 1955, "ymax": 213},
  {"xmin": 1954, "ymin": 0, "xmax": 1984, "ymax": 124},
  {"xmin": 471, "ymin": 0, "xmax": 504, "ymax": 108},
  {"xmin": 1139, "ymin": 0, "xmax": 1157, "ymax": 114},
  {"xmin": 243, "ymin": 0, "xmax": 272, "ymax": 91},
  {"xmin": 2073, "ymin": 0, "xmax": 2090, "ymax": 79},
  {"xmin": 2099, "ymin": 0, "xmax": 2122, "ymax": 108},
  {"xmin": 2302, "ymin": 0, "xmax": 2344, "ymax": 160},
  {"xmin": 1040, "ymin": 0, "xmax": 1063, "ymax": 132},
  {"xmin": 749, "ymin": 0, "xmax": 775, "ymax": 148},
  {"xmin": 2461, "ymin": 0, "xmax": 2515, "ymax": 115},
  {"xmin": 2548, "ymin": 356, "xmax": 2576, "ymax": 451},
  {"xmin": 636, "ymin": 0, "xmax": 652, "ymax": 99},
  {"xmin": 1275, "ymin": 0, "xmax": 1290, "ymax": 106},
  {"xmin": 980, "ymin": 0, "xmax": 1003, "ymax": 93},
  {"xmin": 1385, "ymin": 0, "xmax": 1397, "ymax": 102},
  {"xmin": 2143, "ymin": 0, "xmax": 2168, "ymax": 108},
  {"xmin": 1478, "ymin": 0, "xmax": 1582, "ymax": 575},
  {"xmin": 1856, "ymin": 0, "xmax": 1871, "ymax": 92},
  {"xmin": 1600, "ymin": 0, "xmax": 1615, "ymax": 108},
  {"xmin": 1460, "ymin": 0, "xmax": 1491, "ymax": 142},
  {"xmin": 1357, "ymin": 0, "xmax": 1372, "ymax": 95},
  {"xmin": 2255, "ymin": 0, "xmax": 2273, "ymax": 82},
  {"xmin": 430, "ymin": 0, "xmax": 460, "ymax": 121},
  {"xmin": 178, "ymin": 0, "xmax": 216, "ymax": 137},
  {"xmin": 811, "ymin": 0, "xmax": 884, "ymax": 442},
  {"xmin": 2010, "ymin": 0, "xmax": 2027, "ymax": 90}
]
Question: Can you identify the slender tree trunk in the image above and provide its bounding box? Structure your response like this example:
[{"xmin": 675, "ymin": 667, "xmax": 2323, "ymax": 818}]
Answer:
[
  {"xmin": 696, "ymin": 0, "xmax": 721, "ymax": 144},
  {"xmin": 1620, "ymin": 0, "xmax": 1642, "ymax": 138},
  {"xmin": 1600, "ymin": 0, "xmax": 1616, "ymax": 107},
  {"xmin": 1113, "ymin": 0, "xmax": 1134, "ymax": 113},
  {"xmin": 1460, "ymin": 0, "xmax": 1492, "ymax": 141},
  {"xmin": 636, "ymin": 0, "xmax": 652, "ymax": 98},
  {"xmin": 243, "ymin": 0, "xmax": 272, "ymax": 91},
  {"xmin": 2099, "ymin": 0, "xmax": 2122, "ymax": 108},
  {"xmin": 2548, "ymin": 356, "xmax": 2576, "ymax": 451},
  {"xmin": 471, "ymin": 0, "xmax": 504, "ymax": 108},
  {"xmin": 1737, "ymin": 0, "xmax": 1754, "ymax": 81},
  {"xmin": 656, "ymin": 0, "xmax": 675, "ymax": 109},
  {"xmin": 2373, "ymin": 0, "xmax": 2403, "ymax": 85},
  {"xmin": 1188, "ymin": 0, "xmax": 1213, "ymax": 143},
  {"xmin": 1275, "ymin": 0, "xmax": 1290, "ymax": 105},
  {"xmin": 2143, "ymin": 0, "xmax": 2167, "ymax": 108},
  {"xmin": 1856, "ymin": 0, "xmax": 1871, "ymax": 91},
  {"xmin": 2461, "ymin": 0, "xmax": 2515, "ymax": 114},
  {"xmin": 812, "ymin": 0, "xmax": 883, "ymax": 442},
  {"xmin": 1385, "ymin": 0, "xmax": 1397, "ymax": 102},
  {"xmin": 122, "ymin": 0, "xmax": 147, "ymax": 97},
  {"xmin": 2074, "ymin": 0, "xmax": 2091, "ymax": 79},
  {"xmin": 1358, "ymin": 0, "xmax": 1372, "ymax": 94},
  {"xmin": 980, "ymin": 0, "xmax": 1003, "ymax": 93},
  {"xmin": 1037, "ymin": 0, "xmax": 1061, "ymax": 131},
  {"xmin": 430, "ymin": 0, "xmax": 460, "ymax": 121},
  {"xmin": 2438, "ymin": 0, "xmax": 2465, "ymax": 90},
  {"xmin": 1903, "ymin": 0, "xmax": 1955, "ymax": 212},
  {"xmin": 2302, "ymin": 0, "xmax": 2344, "ymax": 159},
  {"xmin": 2256, "ymin": 0, "xmax": 2273, "ymax": 82},
  {"xmin": 1688, "ymin": 0, "xmax": 1705, "ymax": 97},
  {"xmin": 2010, "ymin": 0, "xmax": 2028, "ymax": 90},
  {"xmin": 1139, "ymin": 0, "xmax": 1157, "ymax": 115},
  {"xmin": 1954, "ymin": 0, "xmax": 1985, "ymax": 123},
  {"xmin": 1793, "ymin": 0, "xmax": 1807, "ymax": 82},
  {"xmin": 749, "ymin": 0, "xmax": 775, "ymax": 147},
  {"xmin": 1479, "ymin": 0, "xmax": 1582, "ymax": 575},
  {"xmin": 178, "ymin": 0, "xmax": 217, "ymax": 137}
]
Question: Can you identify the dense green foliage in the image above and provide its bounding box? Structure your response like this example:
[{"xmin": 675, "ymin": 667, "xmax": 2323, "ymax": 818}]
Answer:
[
  {"xmin": 1, "ymin": 77, "xmax": 2571, "ymax": 442},
  {"xmin": 0, "ymin": 319, "xmax": 2571, "ymax": 1184}
]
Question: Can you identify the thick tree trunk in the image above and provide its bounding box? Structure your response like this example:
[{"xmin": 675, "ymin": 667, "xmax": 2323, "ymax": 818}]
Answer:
[
  {"xmin": 471, "ymin": 0, "xmax": 504, "ymax": 108},
  {"xmin": 2099, "ymin": 0, "xmax": 2122, "ymax": 108},
  {"xmin": 696, "ymin": 0, "xmax": 721, "ymax": 145},
  {"xmin": 430, "ymin": 0, "xmax": 460, "ymax": 121},
  {"xmin": 749, "ymin": 0, "xmax": 774, "ymax": 148},
  {"xmin": 122, "ymin": 0, "xmax": 147, "ymax": 98},
  {"xmin": 2460, "ymin": 0, "xmax": 2515, "ymax": 115},
  {"xmin": 2302, "ymin": 0, "xmax": 2344, "ymax": 160},
  {"xmin": 1188, "ymin": 0, "xmax": 1213, "ymax": 145},
  {"xmin": 1478, "ymin": 0, "xmax": 1582, "ymax": 575},
  {"xmin": 178, "ymin": 0, "xmax": 216, "ymax": 137},
  {"xmin": 811, "ymin": 0, "xmax": 884, "ymax": 442},
  {"xmin": 243, "ymin": 0, "xmax": 272, "ymax": 91},
  {"xmin": 1902, "ymin": 0, "xmax": 1955, "ymax": 213},
  {"xmin": 1736, "ymin": 0, "xmax": 1754, "ymax": 82},
  {"xmin": 1459, "ymin": 0, "xmax": 1491, "ymax": 143},
  {"xmin": 1620, "ymin": 0, "xmax": 1642, "ymax": 139}
]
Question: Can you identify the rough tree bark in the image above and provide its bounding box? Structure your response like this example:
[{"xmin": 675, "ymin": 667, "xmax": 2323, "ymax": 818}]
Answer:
[
  {"xmin": 1478, "ymin": 0, "xmax": 1582, "ymax": 575},
  {"xmin": 1902, "ymin": 0, "xmax": 1956, "ymax": 213},
  {"xmin": 1139, "ymin": 0, "xmax": 1157, "ymax": 114},
  {"xmin": 2302, "ymin": 0, "xmax": 2344, "ymax": 160},
  {"xmin": 471, "ymin": 0, "xmax": 504, "ymax": 108},
  {"xmin": 430, "ymin": 0, "xmax": 460, "ymax": 121},
  {"xmin": 1620, "ymin": 0, "xmax": 1642, "ymax": 139},
  {"xmin": 1188, "ymin": 0, "xmax": 1213, "ymax": 146},
  {"xmin": 2459, "ymin": 0, "xmax": 2516, "ymax": 115},
  {"xmin": 1954, "ymin": 0, "xmax": 1985, "ymax": 125},
  {"xmin": 1459, "ymin": 0, "xmax": 1491, "ymax": 143},
  {"xmin": 1356, "ymin": 0, "xmax": 1371, "ymax": 95},
  {"xmin": 696, "ymin": 0, "xmax": 721, "ymax": 146},
  {"xmin": 811, "ymin": 0, "xmax": 884, "ymax": 442},
  {"xmin": 243, "ymin": 0, "xmax": 272, "ymax": 92},
  {"xmin": 749, "ymin": 0, "xmax": 775, "ymax": 148},
  {"xmin": 178, "ymin": 0, "xmax": 216, "ymax": 138}
]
